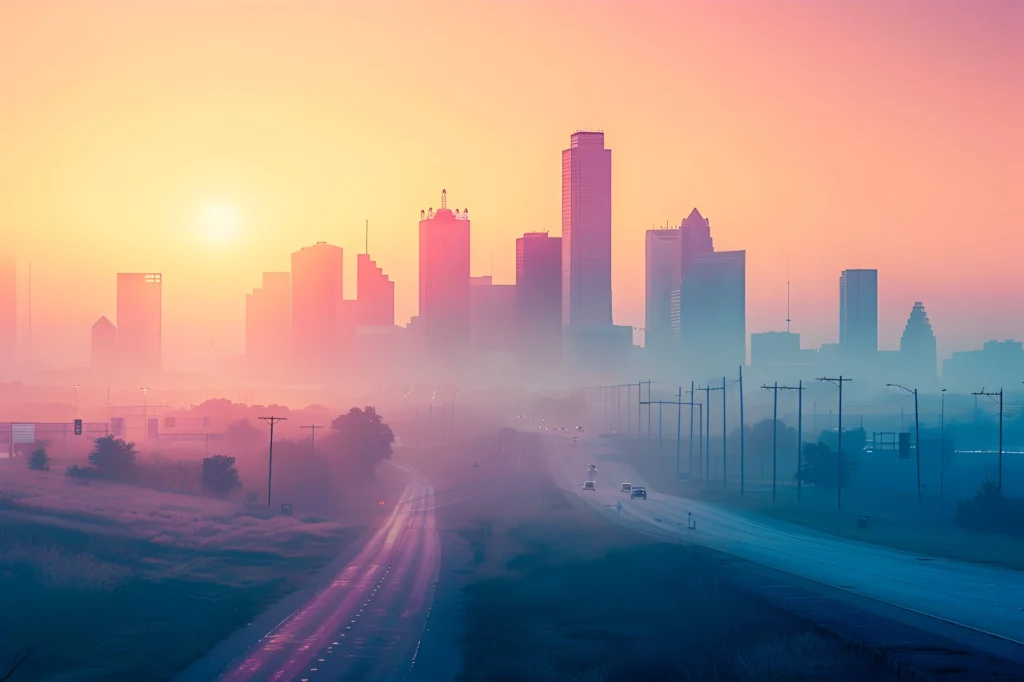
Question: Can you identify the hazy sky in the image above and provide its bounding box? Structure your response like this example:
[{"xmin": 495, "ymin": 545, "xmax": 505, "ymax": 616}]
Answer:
[{"xmin": 2, "ymin": 0, "xmax": 1021, "ymax": 371}]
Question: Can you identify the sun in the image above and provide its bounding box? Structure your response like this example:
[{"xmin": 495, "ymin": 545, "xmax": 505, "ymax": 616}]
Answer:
[{"xmin": 201, "ymin": 203, "xmax": 241, "ymax": 245}]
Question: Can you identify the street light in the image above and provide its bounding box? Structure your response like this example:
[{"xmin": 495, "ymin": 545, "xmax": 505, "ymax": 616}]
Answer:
[
  {"xmin": 73, "ymin": 384, "xmax": 80, "ymax": 416},
  {"xmin": 940, "ymin": 388, "xmax": 947, "ymax": 507},
  {"xmin": 886, "ymin": 383, "xmax": 921, "ymax": 503},
  {"xmin": 140, "ymin": 387, "xmax": 150, "ymax": 441}
]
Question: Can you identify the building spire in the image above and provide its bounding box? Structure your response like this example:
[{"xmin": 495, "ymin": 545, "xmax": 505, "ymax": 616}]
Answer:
[
  {"xmin": 441, "ymin": 188, "xmax": 447, "ymax": 211},
  {"xmin": 365, "ymin": 219, "xmax": 368, "ymax": 255}
]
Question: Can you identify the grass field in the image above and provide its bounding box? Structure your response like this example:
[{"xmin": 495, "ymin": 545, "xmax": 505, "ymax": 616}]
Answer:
[
  {"xmin": 439, "ymin": 434, "xmax": 897, "ymax": 682},
  {"xmin": 0, "ymin": 462, "xmax": 374, "ymax": 682}
]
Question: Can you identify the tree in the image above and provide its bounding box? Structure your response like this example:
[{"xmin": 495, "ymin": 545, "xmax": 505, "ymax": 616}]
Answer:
[
  {"xmin": 202, "ymin": 454, "xmax": 242, "ymax": 497},
  {"xmin": 795, "ymin": 440, "xmax": 859, "ymax": 488},
  {"xmin": 88, "ymin": 435, "xmax": 137, "ymax": 480},
  {"xmin": 27, "ymin": 448, "xmax": 50, "ymax": 471},
  {"xmin": 331, "ymin": 407, "xmax": 395, "ymax": 479}
]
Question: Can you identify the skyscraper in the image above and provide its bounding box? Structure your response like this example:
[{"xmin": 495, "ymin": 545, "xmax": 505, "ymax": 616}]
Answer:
[
  {"xmin": 419, "ymin": 190, "xmax": 471, "ymax": 359},
  {"xmin": 900, "ymin": 301, "xmax": 937, "ymax": 383},
  {"xmin": 645, "ymin": 228, "xmax": 681, "ymax": 353},
  {"xmin": 839, "ymin": 269, "xmax": 878, "ymax": 356},
  {"xmin": 470, "ymin": 276, "xmax": 517, "ymax": 352},
  {"xmin": 0, "ymin": 256, "xmax": 14, "ymax": 372},
  {"xmin": 357, "ymin": 253, "xmax": 395, "ymax": 328},
  {"xmin": 562, "ymin": 131, "xmax": 612, "ymax": 330},
  {"xmin": 291, "ymin": 243, "xmax": 343, "ymax": 373},
  {"xmin": 246, "ymin": 272, "xmax": 290, "ymax": 366},
  {"xmin": 116, "ymin": 273, "xmax": 162, "ymax": 377},
  {"xmin": 516, "ymin": 232, "xmax": 562, "ymax": 367},
  {"xmin": 90, "ymin": 316, "xmax": 117, "ymax": 377},
  {"xmin": 679, "ymin": 208, "xmax": 714, "ymax": 272},
  {"xmin": 678, "ymin": 250, "xmax": 746, "ymax": 376}
]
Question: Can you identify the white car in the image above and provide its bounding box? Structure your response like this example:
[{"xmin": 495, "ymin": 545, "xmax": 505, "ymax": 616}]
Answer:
[
  {"xmin": 583, "ymin": 481, "xmax": 596, "ymax": 491},
  {"xmin": 620, "ymin": 482, "xmax": 632, "ymax": 493}
]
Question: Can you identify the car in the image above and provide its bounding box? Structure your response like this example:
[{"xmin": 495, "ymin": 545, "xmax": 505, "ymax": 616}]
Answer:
[
  {"xmin": 576, "ymin": 426, "xmax": 584, "ymax": 432},
  {"xmin": 583, "ymin": 481, "xmax": 596, "ymax": 491},
  {"xmin": 620, "ymin": 482, "xmax": 632, "ymax": 493},
  {"xmin": 630, "ymin": 486, "xmax": 647, "ymax": 500},
  {"xmin": 572, "ymin": 436, "xmax": 579, "ymax": 444}
]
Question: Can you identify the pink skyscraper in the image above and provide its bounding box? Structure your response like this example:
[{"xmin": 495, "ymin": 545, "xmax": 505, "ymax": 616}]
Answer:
[
  {"xmin": 516, "ymin": 232, "xmax": 562, "ymax": 367},
  {"xmin": 116, "ymin": 273, "xmax": 162, "ymax": 378},
  {"xmin": 291, "ymin": 243, "xmax": 343, "ymax": 374},
  {"xmin": 418, "ymin": 190, "xmax": 471, "ymax": 359},
  {"xmin": 357, "ymin": 253, "xmax": 395, "ymax": 328},
  {"xmin": 561, "ymin": 131, "xmax": 612, "ymax": 330}
]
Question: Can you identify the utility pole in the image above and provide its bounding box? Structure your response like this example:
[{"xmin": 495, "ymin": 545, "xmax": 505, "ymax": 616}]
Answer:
[
  {"xmin": 972, "ymin": 388, "xmax": 1004, "ymax": 490},
  {"xmin": 698, "ymin": 384, "xmax": 722, "ymax": 482},
  {"xmin": 302, "ymin": 424, "xmax": 325, "ymax": 518},
  {"xmin": 641, "ymin": 379, "xmax": 654, "ymax": 438},
  {"xmin": 817, "ymin": 376, "xmax": 852, "ymax": 511},
  {"xmin": 783, "ymin": 381, "xmax": 806, "ymax": 502},
  {"xmin": 675, "ymin": 387, "xmax": 683, "ymax": 477},
  {"xmin": 300, "ymin": 424, "xmax": 323, "ymax": 453},
  {"xmin": 939, "ymin": 389, "xmax": 946, "ymax": 507},
  {"xmin": 887, "ymin": 384, "xmax": 921, "ymax": 502},
  {"xmin": 761, "ymin": 382, "xmax": 781, "ymax": 502},
  {"xmin": 722, "ymin": 376, "xmax": 727, "ymax": 490},
  {"xmin": 688, "ymin": 381, "xmax": 695, "ymax": 474},
  {"xmin": 738, "ymin": 366, "xmax": 745, "ymax": 495},
  {"xmin": 140, "ymin": 387, "xmax": 150, "ymax": 442},
  {"xmin": 260, "ymin": 416, "xmax": 287, "ymax": 507},
  {"xmin": 73, "ymin": 384, "xmax": 80, "ymax": 416},
  {"xmin": 639, "ymin": 391, "xmax": 697, "ymax": 480}
]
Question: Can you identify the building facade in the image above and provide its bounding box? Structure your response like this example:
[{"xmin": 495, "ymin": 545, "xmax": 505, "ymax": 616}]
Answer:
[
  {"xmin": 90, "ymin": 316, "xmax": 117, "ymax": 377},
  {"xmin": 246, "ymin": 271, "xmax": 290, "ymax": 367},
  {"xmin": 839, "ymin": 269, "xmax": 878, "ymax": 357},
  {"xmin": 116, "ymin": 273, "xmax": 162, "ymax": 377},
  {"xmin": 357, "ymin": 253, "xmax": 395, "ymax": 328},
  {"xmin": 561, "ymin": 131, "xmax": 612, "ymax": 330},
  {"xmin": 644, "ymin": 228, "xmax": 681, "ymax": 354},
  {"xmin": 678, "ymin": 250, "xmax": 746, "ymax": 378},
  {"xmin": 470, "ymin": 276, "xmax": 517, "ymax": 353},
  {"xmin": 291, "ymin": 243, "xmax": 343, "ymax": 374},
  {"xmin": 516, "ymin": 232, "xmax": 562, "ymax": 368},
  {"xmin": 419, "ymin": 190, "xmax": 471, "ymax": 361},
  {"xmin": 899, "ymin": 301, "xmax": 937, "ymax": 384}
]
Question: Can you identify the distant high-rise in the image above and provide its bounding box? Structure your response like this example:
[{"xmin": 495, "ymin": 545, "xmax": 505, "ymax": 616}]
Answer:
[
  {"xmin": 116, "ymin": 273, "xmax": 162, "ymax": 376},
  {"xmin": 679, "ymin": 208, "xmax": 714, "ymax": 272},
  {"xmin": 90, "ymin": 316, "xmax": 117, "ymax": 376},
  {"xmin": 0, "ymin": 256, "xmax": 14, "ymax": 371},
  {"xmin": 246, "ymin": 272, "xmax": 290, "ymax": 365},
  {"xmin": 291, "ymin": 243, "xmax": 343, "ymax": 373},
  {"xmin": 562, "ymin": 131, "xmax": 612, "ymax": 330},
  {"xmin": 419, "ymin": 190, "xmax": 471, "ymax": 359},
  {"xmin": 900, "ymin": 302, "xmax": 937, "ymax": 382},
  {"xmin": 516, "ymin": 232, "xmax": 562, "ymax": 366},
  {"xmin": 645, "ymin": 228, "xmax": 681, "ymax": 353},
  {"xmin": 357, "ymin": 254, "xmax": 395, "ymax": 328},
  {"xmin": 470, "ymin": 276, "xmax": 517, "ymax": 352},
  {"xmin": 678, "ymin": 250, "xmax": 746, "ymax": 376},
  {"xmin": 839, "ymin": 269, "xmax": 878, "ymax": 355}
]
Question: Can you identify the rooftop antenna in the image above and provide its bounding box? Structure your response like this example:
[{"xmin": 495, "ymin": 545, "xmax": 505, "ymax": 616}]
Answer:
[
  {"xmin": 365, "ymin": 219, "xmax": 368, "ymax": 255},
  {"xmin": 786, "ymin": 257, "xmax": 792, "ymax": 333}
]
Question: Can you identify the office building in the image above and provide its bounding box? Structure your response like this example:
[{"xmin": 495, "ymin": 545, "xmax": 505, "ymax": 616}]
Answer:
[
  {"xmin": 116, "ymin": 273, "xmax": 162, "ymax": 376},
  {"xmin": 944, "ymin": 340, "xmax": 1024, "ymax": 390},
  {"xmin": 516, "ymin": 232, "xmax": 562, "ymax": 366},
  {"xmin": 0, "ymin": 256, "xmax": 14, "ymax": 371},
  {"xmin": 839, "ymin": 269, "xmax": 878, "ymax": 356},
  {"xmin": 419, "ymin": 190, "xmax": 471, "ymax": 359},
  {"xmin": 357, "ymin": 253, "xmax": 395, "ymax": 328},
  {"xmin": 678, "ymin": 250, "xmax": 746, "ymax": 377},
  {"xmin": 679, "ymin": 208, "xmax": 715, "ymax": 272},
  {"xmin": 899, "ymin": 301, "xmax": 937, "ymax": 383},
  {"xmin": 90, "ymin": 316, "xmax": 117, "ymax": 376},
  {"xmin": 645, "ymin": 228, "xmax": 681, "ymax": 353},
  {"xmin": 470, "ymin": 276, "xmax": 517, "ymax": 352},
  {"xmin": 246, "ymin": 272, "xmax": 290, "ymax": 365},
  {"xmin": 291, "ymin": 243, "xmax": 343, "ymax": 373},
  {"xmin": 562, "ymin": 131, "xmax": 612, "ymax": 330}
]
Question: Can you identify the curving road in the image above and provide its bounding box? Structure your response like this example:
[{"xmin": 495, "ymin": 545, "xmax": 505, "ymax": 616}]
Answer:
[
  {"xmin": 176, "ymin": 463, "xmax": 441, "ymax": 682},
  {"xmin": 546, "ymin": 433, "xmax": 1024, "ymax": 647}
]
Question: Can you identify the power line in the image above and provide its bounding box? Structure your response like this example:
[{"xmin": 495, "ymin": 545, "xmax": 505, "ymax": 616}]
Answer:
[
  {"xmin": 259, "ymin": 416, "xmax": 287, "ymax": 507},
  {"xmin": 886, "ymin": 384, "xmax": 921, "ymax": 502},
  {"xmin": 761, "ymin": 382, "xmax": 782, "ymax": 502},
  {"xmin": 782, "ymin": 381, "xmax": 806, "ymax": 503},
  {"xmin": 697, "ymin": 383, "xmax": 723, "ymax": 483},
  {"xmin": 971, "ymin": 388, "xmax": 1003, "ymax": 490}
]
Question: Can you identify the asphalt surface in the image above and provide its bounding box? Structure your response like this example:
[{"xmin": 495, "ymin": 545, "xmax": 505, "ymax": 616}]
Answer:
[
  {"xmin": 546, "ymin": 432, "xmax": 1024, "ymax": 648},
  {"xmin": 175, "ymin": 462, "xmax": 441, "ymax": 682}
]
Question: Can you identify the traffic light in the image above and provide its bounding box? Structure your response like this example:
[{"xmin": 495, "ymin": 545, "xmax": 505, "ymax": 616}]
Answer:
[{"xmin": 74, "ymin": 419, "xmax": 83, "ymax": 436}]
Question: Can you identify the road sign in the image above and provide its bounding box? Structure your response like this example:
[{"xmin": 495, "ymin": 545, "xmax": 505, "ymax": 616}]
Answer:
[
  {"xmin": 11, "ymin": 424, "xmax": 35, "ymax": 444},
  {"xmin": 74, "ymin": 419, "xmax": 83, "ymax": 436}
]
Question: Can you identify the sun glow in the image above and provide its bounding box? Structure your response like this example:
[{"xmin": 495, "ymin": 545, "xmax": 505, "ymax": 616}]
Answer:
[{"xmin": 201, "ymin": 203, "xmax": 241, "ymax": 246}]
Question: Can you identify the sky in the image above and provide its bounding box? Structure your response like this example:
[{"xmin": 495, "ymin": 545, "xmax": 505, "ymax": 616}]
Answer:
[{"xmin": 1, "ymin": 0, "xmax": 1022, "ymax": 372}]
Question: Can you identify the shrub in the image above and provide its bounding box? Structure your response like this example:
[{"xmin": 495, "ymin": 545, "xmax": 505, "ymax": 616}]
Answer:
[
  {"xmin": 28, "ymin": 448, "xmax": 50, "ymax": 471},
  {"xmin": 88, "ymin": 435, "xmax": 138, "ymax": 480},
  {"xmin": 202, "ymin": 454, "xmax": 242, "ymax": 497},
  {"xmin": 957, "ymin": 481, "xmax": 1024, "ymax": 537}
]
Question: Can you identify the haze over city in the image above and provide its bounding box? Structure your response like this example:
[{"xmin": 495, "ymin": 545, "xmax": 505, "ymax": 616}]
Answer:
[{"xmin": 2, "ymin": 2, "xmax": 1024, "ymax": 682}]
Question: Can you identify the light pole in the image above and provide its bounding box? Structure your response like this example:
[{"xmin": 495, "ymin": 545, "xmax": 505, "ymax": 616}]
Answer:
[
  {"xmin": 73, "ymin": 384, "xmax": 80, "ymax": 416},
  {"xmin": 940, "ymin": 388, "xmax": 947, "ymax": 507},
  {"xmin": 817, "ymin": 376, "xmax": 852, "ymax": 512},
  {"xmin": 259, "ymin": 416, "xmax": 287, "ymax": 507},
  {"xmin": 140, "ymin": 387, "xmax": 150, "ymax": 441},
  {"xmin": 887, "ymin": 384, "xmax": 921, "ymax": 502}
]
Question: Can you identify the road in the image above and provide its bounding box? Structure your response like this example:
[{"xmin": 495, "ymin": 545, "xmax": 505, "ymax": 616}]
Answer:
[
  {"xmin": 547, "ymin": 433, "xmax": 1024, "ymax": 647},
  {"xmin": 175, "ymin": 462, "xmax": 441, "ymax": 682}
]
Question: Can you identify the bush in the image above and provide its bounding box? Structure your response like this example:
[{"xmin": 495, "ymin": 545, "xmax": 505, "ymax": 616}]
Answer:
[
  {"xmin": 88, "ymin": 436, "xmax": 138, "ymax": 480},
  {"xmin": 28, "ymin": 448, "xmax": 50, "ymax": 471},
  {"xmin": 202, "ymin": 455, "xmax": 242, "ymax": 497},
  {"xmin": 957, "ymin": 481, "xmax": 1024, "ymax": 537},
  {"xmin": 65, "ymin": 464, "xmax": 95, "ymax": 482}
]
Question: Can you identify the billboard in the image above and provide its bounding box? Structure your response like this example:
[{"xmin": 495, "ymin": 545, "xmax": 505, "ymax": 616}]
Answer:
[{"xmin": 11, "ymin": 424, "xmax": 35, "ymax": 444}]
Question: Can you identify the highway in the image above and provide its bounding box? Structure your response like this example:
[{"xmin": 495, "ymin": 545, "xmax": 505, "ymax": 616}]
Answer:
[
  {"xmin": 546, "ymin": 433, "xmax": 1024, "ymax": 646},
  {"xmin": 176, "ymin": 463, "xmax": 441, "ymax": 682}
]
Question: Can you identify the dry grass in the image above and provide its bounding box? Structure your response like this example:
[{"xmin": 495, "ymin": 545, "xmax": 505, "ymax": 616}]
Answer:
[{"xmin": 0, "ymin": 542, "xmax": 133, "ymax": 590}]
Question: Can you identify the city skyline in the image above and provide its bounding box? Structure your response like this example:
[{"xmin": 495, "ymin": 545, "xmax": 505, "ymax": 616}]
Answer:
[{"xmin": 2, "ymin": 1, "xmax": 1021, "ymax": 370}]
